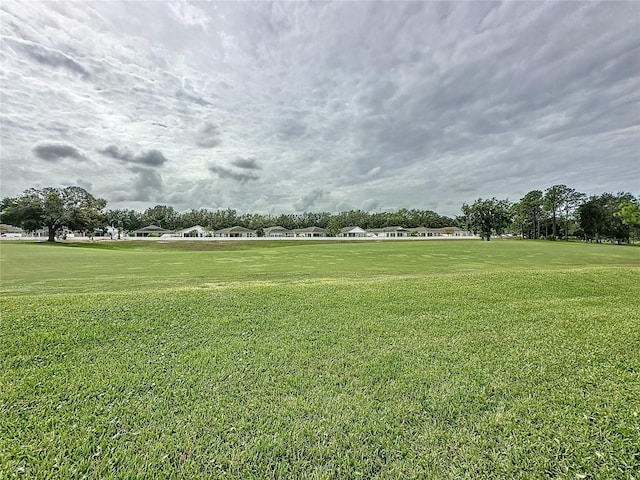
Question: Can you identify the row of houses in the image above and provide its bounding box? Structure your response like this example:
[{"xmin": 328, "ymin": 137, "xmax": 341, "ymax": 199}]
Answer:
[
  {"xmin": 132, "ymin": 224, "xmax": 473, "ymax": 238},
  {"xmin": 1, "ymin": 223, "xmax": 474, "ymax": 239},
  {"xmin": 131, "ymin": 225, "xmax": 327, "ymax": 238}
]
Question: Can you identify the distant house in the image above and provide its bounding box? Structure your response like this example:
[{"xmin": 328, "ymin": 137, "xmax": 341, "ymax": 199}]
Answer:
[
  {"xmin": 447, "ymin": 227, "xmax": 473, "ymax": 237},
  {"xmin": 412, "ymin": 227, "xmax": 444, "ymax": 237},
  {"xmin": 412, "ymin": 227, "xmax": 474, "ymax": 237},
  {"xmin": 177, "ymin": 225, "xmax": 208, "ymax": 237},
  {"xmin": 292, "ymin": 226, "xmax": 327, "ymax": 238},
  {"xmin": 0, "ymin": 224, "xmax": 25, "ymax": 237},
  {"xmin": 214, "ymin": 226, "xmax": 257, "ymax": 238},
  {"xmin": 367, "ymin": 226, "xmax": 410, "ymax": 238},
  {"xmin": 341, "ymin": 226, "xmax": 368, "ymax": 238},
  {"xmin": 292, "ymin": 226, "xmax": 327, "ymax": 237},
  {"xmin": 263, "ymin": 226, "xmax": 293, "ymax": 237},
  {"xmin": 132, "ymin": 225, "xmax": 175, "ymax": 237},
  {"xmin": 28, "ymin": 228, "xmax": 49, "ymax": 238}
]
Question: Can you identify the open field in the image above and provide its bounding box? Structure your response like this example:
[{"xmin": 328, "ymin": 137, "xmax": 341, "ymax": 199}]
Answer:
[{"xmin": 1, "ymin": 240, "xmax": 639, "ymax": 478}]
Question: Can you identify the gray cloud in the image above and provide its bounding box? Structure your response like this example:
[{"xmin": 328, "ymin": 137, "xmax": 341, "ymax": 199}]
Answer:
[
  {"xmin": 127, "ymin": 167, "xmax": 164, "ymax": 202},
  {"xmin": 98, "ymin": 146, "xmax": 168, "ymax": 167},
  {"xmin": 76, "ymin": 179, "xmax": 93, "ymax": 191},
  {"xmin": 277, "ymin": 117, "xmax": 307, "ymax": 141},
  {"xmin": 294, "ymin": 189, "xmax": 327, "ymax": 211},
  {"xmin": 361, "ymin": 199, "xmax": 380, "ymax": 212},
  {"xmin": 231, "ymin": 157, "xmax": 260, "ymax": 170},
  {"xmin": 208, "ymin": 165, "xmax": 259, "ymax": 183},
  {"xmin": 194, "ymin": 122, "xmax": 221, "ymax": 148},
  {"xmin": 5, "ymin": 38, "xmax": 90, "ymax": 78},
  {"xmin": 33, "ymin": 142, "xmax": 86, "ymax": 162}
]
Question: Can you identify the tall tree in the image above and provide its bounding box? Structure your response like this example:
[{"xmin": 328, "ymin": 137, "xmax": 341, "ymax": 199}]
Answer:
[
  {"xmin": 577, "ymin": 196, "xmax": 606, "ymax": 242},
  {"xmin": 560, "ymin": 188, "xmax": 585, "ymax": 240},
  {"xmin": 462, "ymin": 198, "xmax": 512, "ymax": 241},
  {"xmin": 326, "ymin": 216, "xmax": 342, "ymax": 237},
  {"xmin": 615, "ymin": 199, "xmax": 640, "ymax": 241},
  {"xmin": 1, "ymin": 187, "xmax": 107, "ymax": 242},
  {"xmin": 142, "ymin": 205, "xmax": 179, "ymax": 229},
  {"xmin": 578, "ymin": 193, "xmax": 635, "ymax": 243},
  {"xmin": 105, "ymin": 208, "xmax": 143, "ymax": 232},
  {"xmin": 515, "ymin": 190, "xmax": 544, "ymax": 239},
  {"xmin": 543, "ymin": 184, "xmax": 570, "ymax": 239}
]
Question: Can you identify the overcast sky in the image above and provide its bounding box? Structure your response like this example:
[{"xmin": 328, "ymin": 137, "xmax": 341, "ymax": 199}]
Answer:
[{"xmin": 1, "ymin": 1, "xmax": 639, "ymax": 216}]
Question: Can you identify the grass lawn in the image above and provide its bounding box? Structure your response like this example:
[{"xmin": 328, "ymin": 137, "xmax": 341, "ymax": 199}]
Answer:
[{"xmin": 1, "ymin": 239, "xmax": 639, "ymax": 478}]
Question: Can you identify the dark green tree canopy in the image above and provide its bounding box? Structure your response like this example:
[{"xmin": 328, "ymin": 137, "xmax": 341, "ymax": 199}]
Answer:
[
  {"xmin": 577, "ymin": 192, "xmax": 636, "ymax": 243},
  {"xmin": 462, "ymin": 198, "xmax": 512, "ymax": 241},
  {"xmin": 513, "ymin": 190, "xmax": 544, "ymax": 239},
  {"xmin": 143, "ymin": 205, "xmax": 179, "ymax": 229},
  {"xmin": 1, "ymin": 186, "xmax": 107, "ymax": 242}
]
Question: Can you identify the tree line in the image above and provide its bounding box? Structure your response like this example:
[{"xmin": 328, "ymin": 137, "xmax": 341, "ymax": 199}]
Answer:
[
  {"xmin": 0, "ymin": 186, "xmax": 455, "ymax": 241},
  {"xmin": 462, "ymin": 185, "xmax": 639, "ymax": 243},
  {"xmin": 103, "ymin": 205, "xmax": 456, "ymax": 235},
  {"xmin": 1, "ymin": 185, "xmax": 638, "ymax": 243}
]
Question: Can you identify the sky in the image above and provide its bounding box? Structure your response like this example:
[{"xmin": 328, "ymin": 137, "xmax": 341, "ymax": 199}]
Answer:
[{"xmin": 1, "ymin": 1, "xmax": 639, "ymax": 217}]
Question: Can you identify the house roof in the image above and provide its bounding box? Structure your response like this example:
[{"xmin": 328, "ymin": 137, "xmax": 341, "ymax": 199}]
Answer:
[
  {"xmin": 215, "ymin": 226, "xmax": 256, "ymax": 234},
  {"xmin": 411, "ymin": 226, "xmax": 472, "ymax": 234},
  {"xmin": 133, "ymin": 224, "xmax": 174, "ymax": 233},
  {"xmin": 341, "ymin": 226, "xmax": 367, "ymax": 233},
  {"xmin": 177, "ymin": 225, "xmax": 206, "ymax": 233},
  {"xmin": 264, "ymin": 226, "xmax": 291, "ymax": 233},
  {"xmin": 412, "ymin": 226, "xmax": 443, "ymax": 232},
  {"xmin": 368, "ymin": 226, "xmax": 410, "ymax": 233},
  {"xmin": 292, "ymin": 226, "xmax": 326, "ymax": 233},
  {"xmin": 0, "ymin": 224, "xmax": 25, "ymax": 233}
]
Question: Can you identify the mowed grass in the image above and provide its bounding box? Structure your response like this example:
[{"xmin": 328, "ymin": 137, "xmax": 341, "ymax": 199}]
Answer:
[{"xmin": 1, "ymin": 240, "xmax": 639, "ymax": 478}]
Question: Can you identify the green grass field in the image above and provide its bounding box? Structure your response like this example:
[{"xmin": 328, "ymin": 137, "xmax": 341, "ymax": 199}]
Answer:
[{"xmin": 1, "ymin": 239, "xmax": 639, "ymax": 478}]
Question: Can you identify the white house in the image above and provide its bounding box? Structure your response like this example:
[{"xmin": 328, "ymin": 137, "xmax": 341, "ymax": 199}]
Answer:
[
  {"xmin": 447, "ymin": 227, "xmax": 474, "ymax": 237},
  {"xmin": 177, "ymin": 225, "xmax": 209, "ymax": 237},
  {"xmin": 367, "ymin": 226, "xmax": 411, "ymax": 238},
  {"xmin": 341, "ymin": 226, "xmax": 368, "ymax": 238},
  {"xmin": 292, "ymin": 227, "xmax": 327, "ymax": 237},
  {"xmin": 263, "ymin": 226, "xmax": 293, "ymax": 237},
  {"xmin": 132, "ymin": 225, "xmax": 175, "ymax": 237},
  {"xmin": 412, "ymin": 227, "xmax": 474, "ymax": 237},
  {"xmin": 0, "ymin": 224, "xmax": 24, "ymax": 238},
  {"xmin": 412, "ymin": 227, "xmax": 443, "ymax": 237},
  {"xmin": 214, "ymin": 226, "xmax": 257, "ymax": 238}
]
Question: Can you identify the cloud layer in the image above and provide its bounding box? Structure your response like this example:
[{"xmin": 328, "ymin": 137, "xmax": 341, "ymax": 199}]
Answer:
[
  {"xmin": 208, "ymin": 165, "xmax": 259, "ymax": 183},
  {"xmin": 1, "ymin": 1, "xmax": 638, "ymax": 214},
  {"xmin": 33, "ymin": 142, "xmax": 86, "ymax": 162},
  {"xmin": 98, "ymin": 146, "xmax": 168, "ymax": 167}
]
